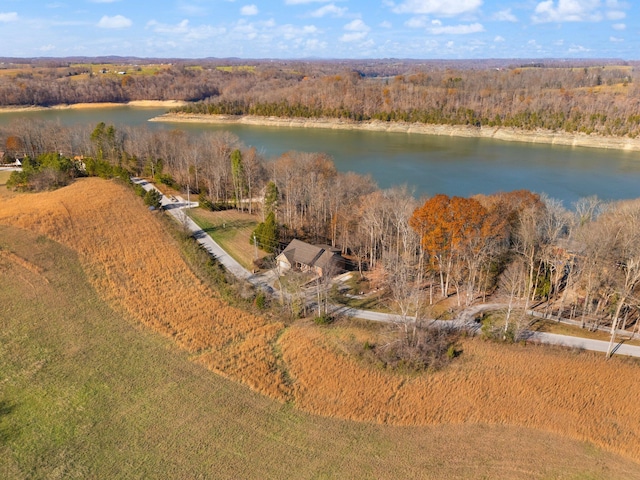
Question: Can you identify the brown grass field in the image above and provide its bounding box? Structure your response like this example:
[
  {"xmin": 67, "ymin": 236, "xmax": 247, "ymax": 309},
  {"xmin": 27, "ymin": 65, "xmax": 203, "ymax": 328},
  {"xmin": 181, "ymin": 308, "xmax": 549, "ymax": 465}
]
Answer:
[
  {"xmin": 2, "ymin": 177, "xmax": 640, "ymax": 477},
  {"xmin": 0, "ymin": 171, "xmax": 16, "ymax": 201}
]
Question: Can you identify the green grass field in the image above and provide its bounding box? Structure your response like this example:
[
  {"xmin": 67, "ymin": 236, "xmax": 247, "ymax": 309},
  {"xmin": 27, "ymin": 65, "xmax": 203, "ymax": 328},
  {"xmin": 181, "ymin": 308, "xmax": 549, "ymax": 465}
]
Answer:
[
  {"xmin": 3, "ymin": 224, "xmax": 640, "ymax": 478},
  {"xmin": 187, "ymin": 208, "xmax": 265, "ymax": 270}
]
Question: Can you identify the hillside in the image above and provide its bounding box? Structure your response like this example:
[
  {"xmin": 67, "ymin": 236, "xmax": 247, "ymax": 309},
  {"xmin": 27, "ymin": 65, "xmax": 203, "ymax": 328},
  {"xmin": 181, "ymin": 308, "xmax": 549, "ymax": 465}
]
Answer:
[{"xmin": 2, "ymin": 178, "xmax": 640, "ymax": 477}]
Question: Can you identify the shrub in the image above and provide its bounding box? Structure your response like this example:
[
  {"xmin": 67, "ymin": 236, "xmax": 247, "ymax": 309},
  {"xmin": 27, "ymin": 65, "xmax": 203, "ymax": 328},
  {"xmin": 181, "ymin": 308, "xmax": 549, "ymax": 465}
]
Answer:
[
  {"xmin": 370, "ymin": 327, "xmax": 460, "ymax": 372},
  {"xmin": 133, "ymin": 184, "xmax": 146, "ymax": 197},
  {"xmin": 6, "ymin": 153, "xmax": 78, "ymax": 191},
  {"xmin": 314, "ymin": 313, "xmax": 334, "ymax": 325},
  {"xmin": 254, "ymin": 291, "xmax": 268, "ymax": 310},
  {"xmin": 155, "ymin": 173, "xmax": 179, "ymax": 190},
  {"xmin": 6, "ymin": 170, "xmax": 29, "ymax": 191},
  {"xmin": 143, "ymin": 189, "xmax": 162, "ymax": 209}
]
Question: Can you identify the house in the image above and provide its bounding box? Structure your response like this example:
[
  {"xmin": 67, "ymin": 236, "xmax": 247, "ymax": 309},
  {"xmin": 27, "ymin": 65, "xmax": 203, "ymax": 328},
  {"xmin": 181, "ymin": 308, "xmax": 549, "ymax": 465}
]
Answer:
[
  {"xmin": 0, "ymin": 152, "xmax": 21, "ymax": 167},
  {"xmin": 276, "ymin": 239, "xmax": 345, "ymax": 277}
]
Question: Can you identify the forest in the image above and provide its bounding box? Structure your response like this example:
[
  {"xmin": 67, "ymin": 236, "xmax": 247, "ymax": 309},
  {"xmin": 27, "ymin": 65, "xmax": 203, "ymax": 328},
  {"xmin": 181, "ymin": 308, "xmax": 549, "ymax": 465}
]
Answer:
[
  {"xmin": 1, "ymin": 57, "xmax": 639, "ymax": 137},
  {"xmin": 2, "ymin": 119, "xmax": 640, "ymax": 355}
]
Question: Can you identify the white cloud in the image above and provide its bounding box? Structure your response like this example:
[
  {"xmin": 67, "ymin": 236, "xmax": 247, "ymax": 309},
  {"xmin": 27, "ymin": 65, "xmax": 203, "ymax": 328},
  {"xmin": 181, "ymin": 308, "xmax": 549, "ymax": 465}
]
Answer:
[
  {"xmin": 380, "ymin": 20, "xmax": 392, "ymax": 28},
  {"xmin": 39, "ymin": 44, "xmax": 56, "ymax": 51},
  {"xmin": 609, "ymin": 36, "xmax": 623, "ymax": 42},
  {"xmin": 532, "ymin": 0, "xmax": 603, "ymax": 23},
  {"xmin": 309, "ymin": 4, "xmax": 347, "ymax": 18},
  {"xmin": 0, "ymin": 12, "xmax": 18, "ymax": 22},
  {"xmin": 344, "ymin": 19, "xmax": 369, "ymax": 31},
  {"xmin": 278, "ymin": 23, "xmax": 319, "ymax": 40},
  {"xmin": 493, "ymin": 8, "xmax": 517, "ymax": 22},
  {"xmin": 390, "ymin": 0, "xmax": 482, "ymax": 16},
  {"xmin": 427, "ymin": 22, "xmax": 484, "ymax": 34},
  {"xmin": 90, "ymin": 0, "xmax": 122, "ymax": 3},
  {"xmin": 146, "ymin": 19, "xmax": 226, "ymax": 40},
  {"xmin": 97, "ymin": 15, "xmax": 132, "ymax": 29},
  {"xmin": 405, "ymin": 16, "xmax": 428, "ymax": 28},
  {"xmin": 177, "ymin": 2, "xmax": 208, "ymax": 15},
  {"xmin": 340, "ymin": 19, "xmax": 370, "ymax": 42},
  {"xmin": 305, "ymin": 38, "xmax": 328, "ymax": 50},
  {"xmin": 606, "ymin": 10, "xmax": 626, "ymax": 20},
  {"xmin": 494, "ymin": 35, "xmax": 505, "ymax": 42},
  {"xmin": 147, "ymin": 19, "xmax": 190, "ymax": 34},
  {"xmin": 612, "ymin": 22, "xmax": 625, "ymax": 30},
  {"xmin": 241, "ymin": 4, "xmax": 258, "ymax": 15},
  {"xmin": 568, "ymin": 44, "xmax": 591, "ymax": 53}
]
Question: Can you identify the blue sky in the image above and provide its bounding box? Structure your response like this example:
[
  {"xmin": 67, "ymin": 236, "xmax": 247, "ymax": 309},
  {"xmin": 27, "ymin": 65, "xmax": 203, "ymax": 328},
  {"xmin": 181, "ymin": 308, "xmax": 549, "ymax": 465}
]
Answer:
[{"xmin": 0, "ymin": 1, "xmax": 637, "ymax": 59}]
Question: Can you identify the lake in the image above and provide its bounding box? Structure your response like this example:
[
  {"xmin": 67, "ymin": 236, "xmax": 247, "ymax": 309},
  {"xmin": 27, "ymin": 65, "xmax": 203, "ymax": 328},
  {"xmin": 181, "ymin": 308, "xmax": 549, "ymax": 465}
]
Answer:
[{"xmin": 1, "ymin": 106, "xmax": 638, "ymax": 206}]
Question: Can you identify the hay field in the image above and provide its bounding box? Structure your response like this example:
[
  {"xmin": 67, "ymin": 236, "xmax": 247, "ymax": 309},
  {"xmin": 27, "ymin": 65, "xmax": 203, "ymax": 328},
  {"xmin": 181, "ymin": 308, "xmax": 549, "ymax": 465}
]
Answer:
[
  {"xmin": 2, "ymin": 178, "xmax": 640, "ymax": 474},
  {"xmin": 0, "ymin": 171, "xmax": 16, "ymax": 201},
  {"xmin": 280, "ymin": 322, "xmax": 640, "ymax": 458},
  {"xmin": 0, "ymin": 178, "xmax": 287, "ymax": 399}
]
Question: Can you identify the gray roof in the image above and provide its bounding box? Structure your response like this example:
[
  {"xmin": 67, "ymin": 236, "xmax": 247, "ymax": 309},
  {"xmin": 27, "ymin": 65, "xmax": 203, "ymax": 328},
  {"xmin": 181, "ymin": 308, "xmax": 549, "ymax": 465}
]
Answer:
[
  {"xmin": 280, "ymin": 239, "xmax": 324, "ymax": 266},
  {"xmin": 279, "ymin": 239, "xmax": 341, "ymax": 271}
]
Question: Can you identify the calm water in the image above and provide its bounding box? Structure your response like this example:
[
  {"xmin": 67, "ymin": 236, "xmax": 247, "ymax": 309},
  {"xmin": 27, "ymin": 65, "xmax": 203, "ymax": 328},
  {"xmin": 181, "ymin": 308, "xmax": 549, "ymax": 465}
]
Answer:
[{"xmin": 1, "ymin": 106, "xmax": 639, "ymax": 205}]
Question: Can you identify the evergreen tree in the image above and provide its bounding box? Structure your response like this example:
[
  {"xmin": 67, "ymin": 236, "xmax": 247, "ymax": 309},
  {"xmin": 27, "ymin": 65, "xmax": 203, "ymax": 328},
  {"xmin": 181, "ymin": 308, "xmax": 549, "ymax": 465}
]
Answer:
[{"xmin": 251, "ymin": 211, "xmax": 278, "ymax": 253}]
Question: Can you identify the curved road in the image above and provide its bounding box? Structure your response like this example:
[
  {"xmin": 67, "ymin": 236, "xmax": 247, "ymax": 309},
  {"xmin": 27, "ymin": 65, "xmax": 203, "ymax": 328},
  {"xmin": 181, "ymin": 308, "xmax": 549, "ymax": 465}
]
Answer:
[{"xmin": 133, "ymin": 178, "xmax": 640, "ymax": 359}]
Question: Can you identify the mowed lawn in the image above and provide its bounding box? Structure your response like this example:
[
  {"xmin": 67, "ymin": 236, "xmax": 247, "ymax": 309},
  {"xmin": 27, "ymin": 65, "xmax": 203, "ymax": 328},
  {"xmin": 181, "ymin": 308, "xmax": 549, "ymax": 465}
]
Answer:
[
  {"xmin": 187, "ymin": 208, "xmax": 268, "ymax": 271},
  {"xmin": 3, "ymin": 226, "xmax": 640, "ymax": 478}
]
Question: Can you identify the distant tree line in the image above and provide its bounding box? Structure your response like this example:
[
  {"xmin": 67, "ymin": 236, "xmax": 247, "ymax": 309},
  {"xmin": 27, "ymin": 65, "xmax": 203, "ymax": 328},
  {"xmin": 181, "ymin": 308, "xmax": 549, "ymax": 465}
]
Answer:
[
  {"xmin": 0, "ymin": 65, "xmax": 219, "ymax": 105},
  {"xmin": 176, "ymin": 65, "xmax": 640, "ymax": 137},
  {"xmin": 1, "ymin": 59, "xmax": 639, "ymax": 136},
  {"xmin": 3, "ymin": 119, "xmax": 640, "ymax": 354}
]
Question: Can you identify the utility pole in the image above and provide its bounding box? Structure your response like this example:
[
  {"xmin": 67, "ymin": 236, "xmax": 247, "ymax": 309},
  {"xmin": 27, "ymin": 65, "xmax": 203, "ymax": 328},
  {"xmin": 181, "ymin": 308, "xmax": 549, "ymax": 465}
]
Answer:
[{"xmin": 253, "ymin": 234, "xmax": 258, "ymax": 260}]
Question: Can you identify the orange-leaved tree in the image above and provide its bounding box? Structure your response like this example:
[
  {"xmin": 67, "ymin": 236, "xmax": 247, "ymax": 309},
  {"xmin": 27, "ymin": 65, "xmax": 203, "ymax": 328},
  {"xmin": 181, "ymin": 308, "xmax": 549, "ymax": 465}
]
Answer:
[{"xmin": 409, "ymin": 194, "xmax": 507, "ymax": 304}]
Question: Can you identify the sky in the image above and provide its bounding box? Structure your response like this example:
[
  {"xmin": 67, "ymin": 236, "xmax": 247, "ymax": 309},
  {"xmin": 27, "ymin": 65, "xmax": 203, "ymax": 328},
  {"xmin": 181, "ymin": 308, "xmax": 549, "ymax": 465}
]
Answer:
[{"xmin": 0, "ymin": 0, "xmax": 637, "ymax": 59}]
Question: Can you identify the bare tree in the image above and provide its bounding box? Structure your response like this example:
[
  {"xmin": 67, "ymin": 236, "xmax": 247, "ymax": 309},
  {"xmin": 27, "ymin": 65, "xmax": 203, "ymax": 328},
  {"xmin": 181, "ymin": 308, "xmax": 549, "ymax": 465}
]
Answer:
[{"xmin": 604, "ymin": 201, "xmax": 640, "ymax": 357}]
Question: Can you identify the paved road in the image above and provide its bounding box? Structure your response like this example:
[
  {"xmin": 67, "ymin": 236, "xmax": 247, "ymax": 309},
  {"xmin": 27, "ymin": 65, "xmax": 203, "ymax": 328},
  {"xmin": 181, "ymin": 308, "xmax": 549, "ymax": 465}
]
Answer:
[
  {"xmin": 523, "ymin": 331, "xmax": 640, "ymax": 357},
  {"xmin": 132, "ymin": 177, "xmax": 268, "ymax": 284},
  {"xmin": 338, "ymin": 305, "xmax": 640, "ymax": 357},
  {"xmin": 133, "ymin": 177, "xmax": 640, "ymax": 359}
]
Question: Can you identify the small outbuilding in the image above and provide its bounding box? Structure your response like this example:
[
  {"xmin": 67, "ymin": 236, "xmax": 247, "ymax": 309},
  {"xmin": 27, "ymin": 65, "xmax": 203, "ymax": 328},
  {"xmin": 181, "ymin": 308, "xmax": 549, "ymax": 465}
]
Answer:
[{"xmin": 276, "ymin": 239, "xmax": 345, "ymax": 277}]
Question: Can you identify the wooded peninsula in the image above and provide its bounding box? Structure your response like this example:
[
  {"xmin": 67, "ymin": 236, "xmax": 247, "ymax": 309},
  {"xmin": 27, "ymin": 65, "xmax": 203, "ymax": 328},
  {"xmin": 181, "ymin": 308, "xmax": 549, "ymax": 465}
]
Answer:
[{"xmin": 1, "ymin": 57, "xmax": 640, "ymax": 148}]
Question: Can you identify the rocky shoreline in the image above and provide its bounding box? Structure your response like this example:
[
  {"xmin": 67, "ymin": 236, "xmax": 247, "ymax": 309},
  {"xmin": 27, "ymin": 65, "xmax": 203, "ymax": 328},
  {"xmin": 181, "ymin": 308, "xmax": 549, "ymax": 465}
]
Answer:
[{"xmin": 150, "ymin": 113, "xmax": 640, "ymax": 152}]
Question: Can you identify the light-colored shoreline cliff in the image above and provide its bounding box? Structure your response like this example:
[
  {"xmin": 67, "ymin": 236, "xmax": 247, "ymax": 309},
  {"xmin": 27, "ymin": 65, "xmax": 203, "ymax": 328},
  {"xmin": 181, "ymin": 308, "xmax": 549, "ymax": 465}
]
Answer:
[
  {"xmin": 150, "ymin": 113, "xmax": 640, "ymax": 152},
  {"xmin": 0, "ymin": 100, "xmax": 187, "ymax": 113}
]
